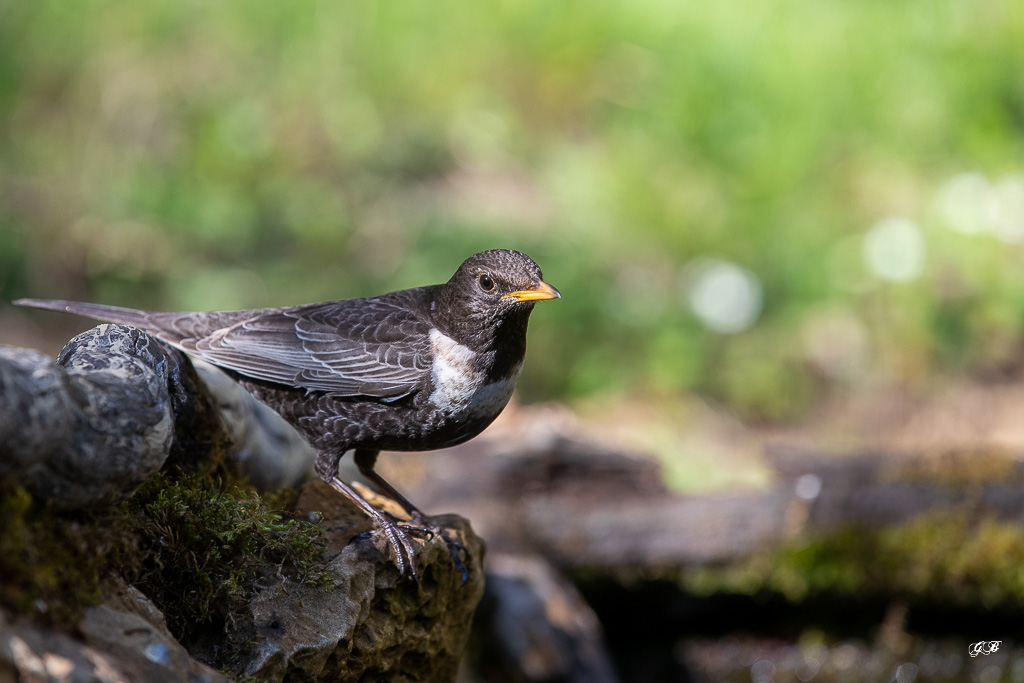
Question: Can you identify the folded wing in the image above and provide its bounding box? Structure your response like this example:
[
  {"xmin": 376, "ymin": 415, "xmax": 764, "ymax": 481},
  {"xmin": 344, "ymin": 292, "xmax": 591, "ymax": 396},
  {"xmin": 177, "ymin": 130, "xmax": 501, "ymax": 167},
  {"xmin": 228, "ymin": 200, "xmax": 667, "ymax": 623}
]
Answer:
[
  {"xmin": 15, "ymin": 297, "xmax": 433, "ymax": 400},
  {"xmin": 183, "ymin": 300, "xmax": 432, "ymax": 398}
]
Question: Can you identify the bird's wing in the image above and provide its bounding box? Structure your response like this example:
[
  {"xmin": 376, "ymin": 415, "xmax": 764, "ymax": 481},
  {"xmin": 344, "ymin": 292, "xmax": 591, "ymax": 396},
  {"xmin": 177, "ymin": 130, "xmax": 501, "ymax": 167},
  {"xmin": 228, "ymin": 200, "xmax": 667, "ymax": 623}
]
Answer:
[
  {"xmin": 14, "ymin": 296, "xmax": 435, "ymax": 399},
  {"xmin": 179, "ymin": 299, "xmax": 434, "ymax": 399}
]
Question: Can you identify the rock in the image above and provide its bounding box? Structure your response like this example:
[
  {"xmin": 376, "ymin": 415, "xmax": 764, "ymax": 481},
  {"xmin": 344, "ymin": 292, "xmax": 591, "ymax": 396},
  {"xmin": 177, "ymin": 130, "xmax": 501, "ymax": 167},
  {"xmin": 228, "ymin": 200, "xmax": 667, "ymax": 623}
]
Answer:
[
  {"xmin": 1, "ymin": 609, "xmax": 124, "ymax": 683},
  {"xmin": 0, "ymin": 589, "xmax": 230, "ymax": 683},
  {"xmin": 222, "ymin": 479, "xmax": 486, "ymax": 682},
  {"xmin": 0, "ymin": 326, "xmax": 315, "ymax": 507},
  {"xmin": 1, "ymin": 329, "xmax": 486, "ymax": 682},
  {"xmin": 192, "ymin": 359, "xmax": 314, "ymax": 490},
  {"xmin": 0, "ymin": 481, "xmax": 485, "ymax": 683},
  {"xmin": 472, "ymin": 553, "xmax": 619, "ymax": 683},
  {"xmin": 79, "ymin": 581, "xmax": 230, "ymax": 683},
  {"xmin": 0, "ymin": 346, "xmax": 74, "ymax": 477},
  {"xmin": 6, "ymin": 326, "xmax": 180, "ymax": 507}
]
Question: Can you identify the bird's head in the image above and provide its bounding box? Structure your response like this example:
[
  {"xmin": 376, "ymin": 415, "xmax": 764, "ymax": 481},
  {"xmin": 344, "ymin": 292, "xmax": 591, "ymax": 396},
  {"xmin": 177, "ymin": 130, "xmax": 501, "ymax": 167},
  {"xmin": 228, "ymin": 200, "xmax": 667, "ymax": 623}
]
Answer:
[{"xmin": 435, "ymin": 249, "xmax": 560, "ymax": 345}]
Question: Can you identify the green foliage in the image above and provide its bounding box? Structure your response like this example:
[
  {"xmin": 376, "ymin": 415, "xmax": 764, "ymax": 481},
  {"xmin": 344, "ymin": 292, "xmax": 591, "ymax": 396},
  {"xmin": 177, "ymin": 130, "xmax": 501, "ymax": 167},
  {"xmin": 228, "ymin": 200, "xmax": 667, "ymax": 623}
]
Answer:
[
  {"xmin": 2, "ymin": 0, "xmax": 1023, "ymax": 418},
  {"xmin": 686, "ymin": 510, "xmax": 1024, "ymax": 609}
]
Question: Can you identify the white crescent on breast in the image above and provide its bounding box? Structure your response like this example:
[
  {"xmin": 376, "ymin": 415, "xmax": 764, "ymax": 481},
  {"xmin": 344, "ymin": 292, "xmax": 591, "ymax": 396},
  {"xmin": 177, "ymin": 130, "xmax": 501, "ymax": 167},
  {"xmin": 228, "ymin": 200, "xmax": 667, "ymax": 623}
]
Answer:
[{"xmin": 427, "ymin": 328, "xmax": 521, "ymax": 421}]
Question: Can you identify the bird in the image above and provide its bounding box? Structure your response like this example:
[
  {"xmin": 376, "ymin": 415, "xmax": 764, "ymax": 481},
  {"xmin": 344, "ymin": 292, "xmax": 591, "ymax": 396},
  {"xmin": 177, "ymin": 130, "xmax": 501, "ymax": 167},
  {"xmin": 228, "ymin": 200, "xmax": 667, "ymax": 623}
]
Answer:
[{"xmin": 15, "ymin": 248, "xmax": 560, "ymax": 580}]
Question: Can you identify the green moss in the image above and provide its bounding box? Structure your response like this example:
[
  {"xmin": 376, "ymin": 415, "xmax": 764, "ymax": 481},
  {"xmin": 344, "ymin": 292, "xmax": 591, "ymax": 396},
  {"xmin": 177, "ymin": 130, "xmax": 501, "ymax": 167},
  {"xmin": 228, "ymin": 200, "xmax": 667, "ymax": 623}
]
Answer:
[
  {"xmin": 685, "ymin": 509, "xmax": 1024, "ymax": 609},
  {"xmin": 119, "ymin": 472, "xmax": 334, "ymax": 644},
  {"xmin": 0, "ymin": 483, "xmax": 129, "ymax": 626},
  {"xmin": 885, "ymin": 449, "xmax": 1019, "ymax": 488},
  {"xmin": 0, "ymin": 471, "xmax": 333, "ymax": 649}
]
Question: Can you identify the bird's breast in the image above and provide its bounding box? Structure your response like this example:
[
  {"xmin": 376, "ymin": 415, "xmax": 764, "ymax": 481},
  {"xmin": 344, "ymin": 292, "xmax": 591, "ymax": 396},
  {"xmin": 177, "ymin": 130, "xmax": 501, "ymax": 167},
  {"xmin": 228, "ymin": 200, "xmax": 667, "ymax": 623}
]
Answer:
[{"xmin": 426, "ymin": 328, "xmax": 521, "ymax": 421}]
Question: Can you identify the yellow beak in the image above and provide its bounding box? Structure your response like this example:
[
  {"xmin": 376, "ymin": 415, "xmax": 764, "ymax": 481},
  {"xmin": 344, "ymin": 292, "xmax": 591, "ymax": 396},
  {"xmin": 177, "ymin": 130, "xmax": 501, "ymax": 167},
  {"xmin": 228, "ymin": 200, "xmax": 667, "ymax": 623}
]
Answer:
[{"xmin": 503, "ymin": 280, "xmax": 562, "ymax": 303}]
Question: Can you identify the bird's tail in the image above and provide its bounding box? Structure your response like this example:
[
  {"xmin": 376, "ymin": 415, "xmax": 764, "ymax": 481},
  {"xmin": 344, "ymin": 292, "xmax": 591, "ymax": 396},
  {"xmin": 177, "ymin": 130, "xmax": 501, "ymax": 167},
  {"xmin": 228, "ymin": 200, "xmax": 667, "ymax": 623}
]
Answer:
[{"xmin": 13, "ymin": 298, "xmax": 155, "ymax": 328}]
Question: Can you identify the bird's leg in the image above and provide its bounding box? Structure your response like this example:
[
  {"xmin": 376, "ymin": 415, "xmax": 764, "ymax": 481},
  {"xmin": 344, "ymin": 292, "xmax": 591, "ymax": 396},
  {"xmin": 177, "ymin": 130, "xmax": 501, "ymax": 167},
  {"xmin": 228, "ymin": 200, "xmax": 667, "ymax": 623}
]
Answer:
[
  {"xmin": 353, "ymin": 448, "xmax": 427, "ymax": 523},
  {"xmin": 353, "ymin": 448, "xmax": 468, "ymax": 583},
  {"xmin": 314, "ymin": 450, "xmax": 419, "ymax": 579}
]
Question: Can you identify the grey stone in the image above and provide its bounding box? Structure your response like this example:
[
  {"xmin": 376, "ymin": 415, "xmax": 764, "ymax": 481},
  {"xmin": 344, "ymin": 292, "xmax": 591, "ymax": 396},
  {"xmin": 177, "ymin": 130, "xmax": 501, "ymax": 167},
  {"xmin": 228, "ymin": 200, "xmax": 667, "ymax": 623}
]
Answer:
[
  {"xmin": 0, "ymin": 325, "xmax": 316, "ymax": 507},
  {"xmin": 1, "ymin": 328, "xmax": 486, "ymax": 681},
  {"xmin": 0, "ymin": 594, "xmax": 230, "ymax": 683},
  {"xmin": 192, "ymin": 359, "xmax": 314, "ymax": 490},
  {"xmin": 474, "ymin": 553, "xmax": 619, "ymax": 683},
  {"xmin": 223, "ymin": 480, "xmax": 486, "ymax": 683},
  {"xmin": 2, "ymin": 326, "xmax": 178, "ymax": 507},
  {"xmin": 80, "ymin": 601, "xmax": 229, "ymax": 683},
  {"xmin": 0, "ymin": 346, "xmax": 76, "ymax": 477}
]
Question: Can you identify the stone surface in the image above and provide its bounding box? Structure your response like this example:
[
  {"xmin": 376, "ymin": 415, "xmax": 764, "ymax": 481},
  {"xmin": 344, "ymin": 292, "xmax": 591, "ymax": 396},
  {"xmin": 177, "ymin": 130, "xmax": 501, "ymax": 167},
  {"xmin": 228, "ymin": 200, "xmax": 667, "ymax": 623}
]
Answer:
[
  {"xmin": 0, "ymin": 589, "xmax": 230, "ymax": 683},
  {"xmin": 192, "ymin": 359, "xmax": 314, "ymax": 490},
  {"xmin": 1, "ymin": 329, "xmax": 487, "ymax": 682},
  {"xmin": 0, "ymin": 345, "xmax": 74, "ymax": 477},
  {"xmin": 8, "ymin": 326, "xmax": 179, "ymax": 507},
  {"xmin": 0, "ymin": 492, "xmax": 485, "ymax": 683},
  {"xmin": 225, "ymin": 480, "xmax": 486, "ymax": 683},
  {"xmin": 472, "ymin": 553, "xmax": 618, "ymax": 683},
  {"xmin": 0, "ymin": 326, "xmax": 315, "ymax": 507}
]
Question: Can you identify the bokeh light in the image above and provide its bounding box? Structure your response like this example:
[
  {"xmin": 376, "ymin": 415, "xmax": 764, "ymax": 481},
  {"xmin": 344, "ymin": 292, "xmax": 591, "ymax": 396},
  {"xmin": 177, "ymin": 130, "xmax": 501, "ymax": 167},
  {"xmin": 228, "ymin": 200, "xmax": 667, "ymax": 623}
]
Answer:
[
  {"xmin": 683, "ymin": 259, "xmax": 763, "ymax": 334},
  {"xmin": 862, "ymin": 218, "xmax": 926, "ymax": 283}
]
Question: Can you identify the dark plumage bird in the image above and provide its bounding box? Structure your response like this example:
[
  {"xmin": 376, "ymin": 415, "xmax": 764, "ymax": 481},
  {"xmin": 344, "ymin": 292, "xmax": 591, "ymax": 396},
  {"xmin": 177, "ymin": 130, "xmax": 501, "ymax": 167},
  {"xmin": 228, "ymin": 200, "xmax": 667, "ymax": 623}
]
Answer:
[{"xmin": 15, "ymin": 249, "xmax": 560, "ymax": 579}]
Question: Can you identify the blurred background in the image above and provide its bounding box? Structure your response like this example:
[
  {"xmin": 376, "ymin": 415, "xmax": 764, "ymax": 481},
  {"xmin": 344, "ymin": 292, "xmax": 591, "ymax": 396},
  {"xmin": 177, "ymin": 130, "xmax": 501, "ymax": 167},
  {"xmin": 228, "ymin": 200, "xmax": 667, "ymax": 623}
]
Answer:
[{"xmin": 2, "ymin": 0, "xmax": 1024, "ymax": 681}]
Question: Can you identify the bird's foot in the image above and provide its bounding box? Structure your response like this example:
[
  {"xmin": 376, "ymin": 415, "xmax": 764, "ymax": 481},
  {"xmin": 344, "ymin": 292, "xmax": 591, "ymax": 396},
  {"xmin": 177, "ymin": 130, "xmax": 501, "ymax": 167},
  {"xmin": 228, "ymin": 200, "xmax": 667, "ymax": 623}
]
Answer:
[
  {"xmin": 328, "ymin": 476, "xmax": 420, "ymax": 579},
  {"xmin": 326, "ymin": 476, "xmax": 468, "ymax": 583},
  {"xmin": 353, "ymin": 513, "xmax": 422, "ymax": 580},
  {"xmin": 394, "ymin": 518, "xmax": 469, "ymax": 585}
]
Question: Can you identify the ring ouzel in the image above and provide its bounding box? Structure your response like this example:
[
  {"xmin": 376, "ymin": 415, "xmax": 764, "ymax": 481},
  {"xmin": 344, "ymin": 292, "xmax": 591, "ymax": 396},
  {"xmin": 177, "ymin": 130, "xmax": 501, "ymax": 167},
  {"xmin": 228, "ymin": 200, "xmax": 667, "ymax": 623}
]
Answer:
[{"xmin": 16, "ymin": 248, "xmax": 560, "ymax": 579}]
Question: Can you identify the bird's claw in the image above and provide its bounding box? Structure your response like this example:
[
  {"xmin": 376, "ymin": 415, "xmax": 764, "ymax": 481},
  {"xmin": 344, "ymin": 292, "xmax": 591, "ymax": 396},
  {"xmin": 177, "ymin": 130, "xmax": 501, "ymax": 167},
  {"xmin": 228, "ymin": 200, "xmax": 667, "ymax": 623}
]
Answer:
[
  {"xmin": 396, "ymin": 520, "xmax": 469, "ymax": 585},
  {"xmin": 329, "ymin": 477, "xmax": 467, "ymax": 584},
  {"xmin": 355, "ymin": 515, "xmax": 420, "ymax": 580}
]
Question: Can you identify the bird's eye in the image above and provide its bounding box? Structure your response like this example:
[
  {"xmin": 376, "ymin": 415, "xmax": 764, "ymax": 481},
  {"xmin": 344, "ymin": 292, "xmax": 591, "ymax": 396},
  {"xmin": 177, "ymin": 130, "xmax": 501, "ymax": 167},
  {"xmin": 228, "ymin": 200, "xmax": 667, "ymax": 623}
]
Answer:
[{"xmin": 478, "ymin": 273, "xmax": 495, "ymax": 292}]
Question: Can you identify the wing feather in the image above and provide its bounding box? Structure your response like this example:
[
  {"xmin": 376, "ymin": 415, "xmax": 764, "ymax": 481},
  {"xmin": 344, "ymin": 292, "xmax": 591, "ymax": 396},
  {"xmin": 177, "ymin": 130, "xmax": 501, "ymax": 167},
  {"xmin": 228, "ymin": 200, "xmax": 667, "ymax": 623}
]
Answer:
[
  {"xmin": 181, "ymin": 299, "xmax": 433, "ymax": 398},
  {"xmin": 16, "ymin": 294, "xmax": 436, "ymax": 400}
]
